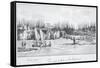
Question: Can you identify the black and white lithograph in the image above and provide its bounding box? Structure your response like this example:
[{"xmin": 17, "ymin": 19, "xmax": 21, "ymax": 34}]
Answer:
[{"xmin": 16, "ymin": 3, "xmax": 97, "ymax": 65}]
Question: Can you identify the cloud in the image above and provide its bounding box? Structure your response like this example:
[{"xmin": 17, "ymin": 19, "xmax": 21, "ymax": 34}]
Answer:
[{"xmin": 16, "ymin": 3, "xmax": 96, "ymax": 28}]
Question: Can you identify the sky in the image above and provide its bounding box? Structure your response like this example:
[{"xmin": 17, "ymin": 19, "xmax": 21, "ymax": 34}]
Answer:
[{"xmin": 16, "ymin": 3, "xmax": 96, "ymax": 29}]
